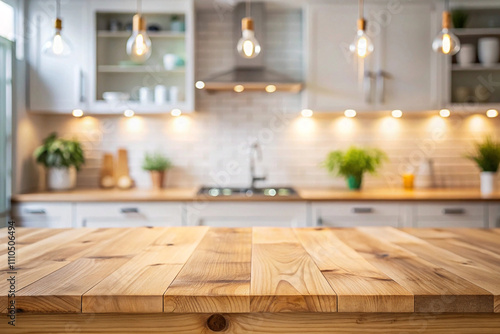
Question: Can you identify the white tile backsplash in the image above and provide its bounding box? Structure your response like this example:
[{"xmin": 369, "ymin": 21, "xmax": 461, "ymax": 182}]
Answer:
[{"xmin": 36, "ymin": 7, "xmax": 500, "ymax": 191}]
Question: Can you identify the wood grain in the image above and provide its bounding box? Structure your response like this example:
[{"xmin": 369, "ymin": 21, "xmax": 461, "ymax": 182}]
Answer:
[
  {"xmin": 164, "ymin": 228, "xmax": 252, "ymax": 313},
  {"xmin": 251, "ymin": 227, "xmax": 337, "ymax": 312},
  {"xmin": 332, "ymin": 228, "xmax": 493, "ymax": 313},
  {"xmin": 83, "ymin": 227, "xmax": 209, "ymax": 313},
  {"xmin": 2, "ymin": 313, "xmax": 500, "ymax": 333},
  {"xmin": 294, "ymin": 228, "xmax": 413, "ymax": 312},
  {"xmin": 365, "ymin": 227, "xmax": 500, "ymax": 313}
]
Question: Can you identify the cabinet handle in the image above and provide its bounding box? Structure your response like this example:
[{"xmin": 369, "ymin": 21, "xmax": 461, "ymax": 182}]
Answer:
[
  {"xmin": 442, "ymin": 208, "xmax": 465, "ymax": 215},
  {"xmin": 24, "ymin": 209, "xmax": 46, "ymax": 215},
  {"xmin": 352, "ymin": 207, "xmax": 374, "ymax": 214},
  {"xmin": 364, "ymin": 71, "xmax": 375, "ymax": 103},
  {"xmin": 376, "ymin": 71, "xmax": 392, "ymax": 104},
  {"xmin": 120, "ymin": 208, "xmax": 139, "ymax": 214}
]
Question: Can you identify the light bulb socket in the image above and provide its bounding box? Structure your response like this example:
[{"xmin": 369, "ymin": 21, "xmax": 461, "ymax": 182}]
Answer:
[
  {"xmin": 133, "ymin": 14, "xmax": 147, "ymax": 32},
  {"xmin": 357, "ymin": 18, "xmax": 366, "ymax": 31},
  {"xmin": 442, "ymin": 11, "xmax": 451, "ymax": 29},
  {"xmin": 54, "ymin": 18, "xmax": 62, "ymax": 30},
  {"xmin": 241, "ymin": 17, "xmax": 254, "ymax": 31}
]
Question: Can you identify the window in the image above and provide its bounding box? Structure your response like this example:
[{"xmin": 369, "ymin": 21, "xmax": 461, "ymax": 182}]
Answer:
[{"xmin": 0, "ymin": 1, "xmax": 15, "ymax": 41}]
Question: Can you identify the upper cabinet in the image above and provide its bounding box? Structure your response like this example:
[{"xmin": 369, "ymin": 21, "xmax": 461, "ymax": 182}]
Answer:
[
  {"xmin": 304, "ymin": 0, "xmax": 437, "ymax": 112},
  {"xmin": 28, "ymin": 0, "xmax": 90, "ymax": 113},
  {"xmin": 27, "ymin": 0, "xmax": 194, "ymax": 114}
]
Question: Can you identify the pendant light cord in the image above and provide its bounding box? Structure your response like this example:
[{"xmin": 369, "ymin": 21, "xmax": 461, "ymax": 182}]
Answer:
[
  {"xmin": 137, "ymin": 0, "xmax": 142, "ymax": 15},
  {"xmin": 56, "ymin": 0, "xmax": 60, "ymax": 18},
  {"xmin": 445, "ymin": 0, "xmax": 449, "ymax": 11},
  {"xmin": 246, "ymin": 0, "xmax": 251, "ymax": 18},
  {"xmin": 359, "ymin": 0, "xmax": 364, "ymax": 19}
]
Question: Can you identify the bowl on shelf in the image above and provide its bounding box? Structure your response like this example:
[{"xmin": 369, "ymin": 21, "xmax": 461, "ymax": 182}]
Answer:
[{"xmin": 103, "ymin": 92, "xmax": 130, "ymax": 104}]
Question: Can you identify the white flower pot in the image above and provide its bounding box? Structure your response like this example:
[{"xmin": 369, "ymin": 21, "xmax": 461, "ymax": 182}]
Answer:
[
  {"xmin": 478, "ymin": 37, "xmax": 500, "ymax": 66},
  {"xmin": 47, "ymin": 167, "xmax": 77, "ymax": 191},
  {"xmin": 480, "ymin": 171, "xmax": 496, "ymax": 195},
  {"xmin": 457, "ymin": 44, "xmax": 476, "ymax": 67}
]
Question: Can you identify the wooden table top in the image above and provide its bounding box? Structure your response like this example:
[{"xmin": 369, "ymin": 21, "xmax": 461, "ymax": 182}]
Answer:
[
  {"xmin": 1, "ymin": 227, "xmax": 500, "ymax": 314},
  {"xmin": 11, "ymin": 187, "xmax": 500, "ymax": 203}
]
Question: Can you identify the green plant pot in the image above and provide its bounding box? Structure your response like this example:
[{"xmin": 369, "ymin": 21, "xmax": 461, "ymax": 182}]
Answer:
[{"xmin": 347, "ymin": 174, "xmax": 363, "ymax": 190}]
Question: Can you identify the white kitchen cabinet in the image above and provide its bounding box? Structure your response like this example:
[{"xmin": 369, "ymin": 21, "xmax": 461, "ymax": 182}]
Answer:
[
  {"xmin": 28, "ymin": 0, "xmax": 89, "ymax": 112},
  {"xmin": 412, "ymin": 202, "xmax": 487, "ymax": 228},
  {"xmin": 488, "ymin": 204, "xmax": 500, "ymax": 228},
  {"xmin": 185, "ymin": 202, "xmax": 309, "ymax": 228},
  {"xmin": 75, "ymin": 202, "xmax": 184, "ymax": 228},
  {"xmin": 305, "ymin": 0, "xmax": 436, "ymax": 112},
  {"xmin": 312, "ymin": 202, "xmax": 403, "ymax": 228},
  {"xmin": 11, "ymin": 203, "xmax": 74, "ymax": 228}
]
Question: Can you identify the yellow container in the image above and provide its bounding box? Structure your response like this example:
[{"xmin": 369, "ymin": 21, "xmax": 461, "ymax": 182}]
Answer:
[{"xmin": 402, "ymin": 173, "xmax": 414, "ymax": 190}]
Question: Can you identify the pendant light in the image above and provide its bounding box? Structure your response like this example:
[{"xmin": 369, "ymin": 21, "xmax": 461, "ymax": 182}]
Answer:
[
  {"xmin": 432, "ymin": 0, "xmax": 460, "ymax": 55},
  {"xmin": 237, "ymin": 0, "xmax": 261, "ymax": 59},
  {"xmin": 127, "ymin": 0, "xmax": 152, "ymax": 62},
  {"xmin": 42, "ymin": 0, "xmax": 72, "ymax": 57},
  {"xmin": 349, "ymin": 0, "xmax": 374, "ymax": 58}
]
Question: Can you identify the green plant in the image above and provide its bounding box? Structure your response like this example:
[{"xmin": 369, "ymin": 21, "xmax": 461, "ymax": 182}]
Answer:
[
  {"xmin": 322, "ymin": 146, "xmax": 387, "ymax": 189},
  {"xmin": 33, "ymin": 133, "xmax": 85, "ymax": 170},
  {"xmin": 142, "ymin": 152, "xmax": 172, "ymax": 171},
  {"xmin": 451, "ymin": 9, "xmax": 469, "ymax": 29},
  {"xmin": 465, "ymin": 136, "xmax": 500, "ymax": 172}
]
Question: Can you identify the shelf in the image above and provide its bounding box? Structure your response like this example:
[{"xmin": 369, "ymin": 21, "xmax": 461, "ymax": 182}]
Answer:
[
  {"xmin": 98, "ymin": 65, "xmax": 186, "ymax": 73},
  {"xmin": 452, "ymin": 64, "xmax": 500, "ymax": 71},
  {"xmin": 97, "ymin": 31, "xmax": 185, "ymax": 38},
  {"xmin": 89, "ymin": 101, "xmax": 191, "ymax": 114},
  {"xmin": 452, "ymin": 28, "xmax": 500, "ymax": 36}
]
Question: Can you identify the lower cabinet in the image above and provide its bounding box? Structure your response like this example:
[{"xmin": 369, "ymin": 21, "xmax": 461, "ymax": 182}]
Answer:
[
  {"xmin": 75, "ymin": 203, "xmax": 184, "ymax": 228},
  {"xmin": 11, "ymin": 203, "xmax": 74, "ymax": 228},
  {"xmin": 312, "ymin": 202, "xmax": 404, "ymax": 228},
  {"xmin": 412, "ymin": 203, "xmax": 487, "ymax": 228},
  {"xmin": 185, "ymin": 202, "xmax": 309, "ymax": 227}
]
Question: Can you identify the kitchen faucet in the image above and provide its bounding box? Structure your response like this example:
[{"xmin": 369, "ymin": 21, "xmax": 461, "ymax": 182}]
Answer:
[{"xmin": 249, "ymin": 141, "xmax": 267, "ymax": 189}]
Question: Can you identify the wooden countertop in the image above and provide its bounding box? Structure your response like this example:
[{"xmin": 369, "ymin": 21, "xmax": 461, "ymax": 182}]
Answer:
[
  {"xmin": 10, "ymin": 187, "xmax": 500, "ymax": 202},
  {"xmin": 1, "ymin": 226, "xmax": 499, "ymax": 315}
]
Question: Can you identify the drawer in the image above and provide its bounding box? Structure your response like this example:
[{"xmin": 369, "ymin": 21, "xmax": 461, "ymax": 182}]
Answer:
[
  {"xmin": 414, "ymin": 203, "xmax": 486, "ymax": 228},
  {"xmin": 11, "ymin": 203, "xmax": 74, "ymax": 228},
  {"xmin": 75, "ymin": 202, "xmax": 184, "ymax": 228}
]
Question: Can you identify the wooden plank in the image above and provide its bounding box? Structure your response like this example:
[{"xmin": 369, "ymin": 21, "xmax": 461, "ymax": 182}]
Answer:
[
  {"xmin": 164, "ymin": 227, "xmax": 252, "ymax": 313},
  {"xmin": 364, "ymin": 227, "xmax": 500, "ymax": 313},
  {"xmin": 0, "ymin": 228, "xmax": 65, "ymax": 255},
  {"xmin": 2, "ymin": 313, "xmax": 500, "ymax": 334},
  {"xmin": 83, "ymin": 227, "xmax": 209, "ymax": 313},
  {"xmin": 294, "ymin": 228, "xmax": 413, "ymax": 312},
  {"xmin": 439, "ymin": 228, "xmax": 500, "ymax": 254},
  {"xmin": 332, "ymin": 228, "xmax": 493, "ymax": 313},
  {"xmin": 14, "ymin": 227, "xmax": 168, "ymax": 313},
  {"xmin": 251, "ymin": 227, "xmax": 337, "ymax": 313}
]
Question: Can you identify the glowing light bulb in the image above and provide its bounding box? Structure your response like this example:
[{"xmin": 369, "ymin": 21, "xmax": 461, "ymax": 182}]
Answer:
[
  {"xmin": 171, "ymin": 109, "xmax": 182, "ymax": 117},
  {"xmin": 127, "ymin": 15, "xmax": 152, "ymax": 62},
  {"xmin": 486, "ymin": 109, "xmax": 499, "ymax": 118},
  {"xmin": 234, "ymin": 85, "xmax": 245, "ymax": 93},
  {"xmin": 195, "ymin": 81, "xmax": 205, "ymax": 89},
  {"xmin": 72, "ymin": 109, "xmax": 83, "ymax": 117},
  {"xmin": 344, "ymin": 109, "xmax": 357, "ymax": 118},
  {"xmin": 237, "ymin": 18, "xmax": 261, "ymax": 59},
  {"xmin": 124, "ymin": 109, "xmax": 135, "ymax": 118},
  {"xmin": 432, "ymin": 29, "xmax": 460, "ymax": 55},
  {"xmin": 265, "ymin": 85, "xmax": 277, "ymax": 93},
  {"xmin": 301, "ymin": 109, "xmax": 313, "ymax": 118},
  {"xmin": 350, "ymin": 30, "xmax": 374, "ymax": 58},
  {"xmin": 439, "ymin": 109, "xmax": 451, "ymax": 118},
  {"xmin": 391, "ymin": 110, "xmax": 403, "ymax": 118},
  {"xmin": 42, "ymin": 19, "xmax": 72, "ymax": 57}
]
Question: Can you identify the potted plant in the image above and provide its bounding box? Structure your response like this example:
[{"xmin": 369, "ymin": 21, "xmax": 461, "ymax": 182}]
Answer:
[
  {"xmin": 142, "ymin": 152, "xmax": 172, "ymax": 190},
  {"xmin": 322, "ymin": 146, "xmax": 387, "ymax": 190},
  {"xmin": 465, "ymin": 136, "xmax": 500, "ymax": 195},
  {"xmin": 33, "ymin": 133, "xmax": 85, "ymax": 191}
]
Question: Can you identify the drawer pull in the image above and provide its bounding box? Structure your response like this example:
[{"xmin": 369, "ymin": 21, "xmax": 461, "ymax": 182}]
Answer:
[
  {"xmin": 120, "ymin": 208, "xmax": 139, "ymax": 214},
  {"xmin": 352, "ymin": 207, "xmax": 374, "ymax": 214},
  {"xmin": 442, "ymin": 208, "xmax": 465, "ymax": 215},
  {"xmin": 24, "ymin": 209, "xmax": 46, "ymax": 215}
]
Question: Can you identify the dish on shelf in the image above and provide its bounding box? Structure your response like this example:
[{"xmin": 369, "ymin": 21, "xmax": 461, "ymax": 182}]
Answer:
[{"xmin": 103, "ymin": 92, "xmax": 130, "ymax": 104}]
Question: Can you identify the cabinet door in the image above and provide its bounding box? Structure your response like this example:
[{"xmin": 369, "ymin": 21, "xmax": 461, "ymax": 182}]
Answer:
[
  {"xmin": 186, "ymin": 202, "xmax": 309, "ymax": 227},
  {"xmin": 312, "ymin": 202, "xmax": 401, "ymax": 227},
  {"xmin": 414, "ymin": 203, "xmax": 486, "ymax": 228},
  {"xmin": 75, "ymin": 202, "xmax": 184, "ymax": 228},
  {"xmin": 374, "ymin": 2, "xmax": 436, "ymax": 110},
  {"xmin": 28, "ymin": 0, "xmax": 89, "ymax": 112},
  {"xmin": 11, "ymin": 203, "xmax": 74, "ymax": 228},
  {"xmin": 305, "ymin": 2, "xmax": 373, "ymax": 112}
]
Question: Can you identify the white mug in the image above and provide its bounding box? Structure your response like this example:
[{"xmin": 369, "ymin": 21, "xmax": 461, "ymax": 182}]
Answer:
[
  {"xmin": 154, "ymin": 85, "xmax": 167, "ymax": 105},
  {"xmin": 139, "ymin": 87, "xmax": 153, "ymax": 104},
  {"xmin": 478, "ymin": 37, "xmax": 500, "ymax": 66},
  {"xmin": 169, "ymin": 86, "xmax": 179, "ymax": 104},
  {"xmin": 163, "ymin": 54, "xmax": 178, "ymax": 70},
  {"xmin": 457, "ymin": 44, "xmax": 475, "ymax": 66}
]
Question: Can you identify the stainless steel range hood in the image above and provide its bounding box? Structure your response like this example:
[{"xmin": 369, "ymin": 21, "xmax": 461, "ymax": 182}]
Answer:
[{"xmin": 200, "ymin": 2, "xmax": 303, "ymax": 93}]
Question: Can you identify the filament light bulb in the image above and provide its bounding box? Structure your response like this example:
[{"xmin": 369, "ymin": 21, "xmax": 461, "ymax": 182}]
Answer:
[
  {"xmin": 42, "ymin": 19, "xmax": 72, "ymax": 57},
  {"xmin": 432, "ymin": 11, "xmax": 460, "ymax": 56},
  {"xmin": 127, "ymin": 14, "xmax": 152, "ymax": 62},
  {"xmin": 237, "ymin": 17, "xmax": 261, "ymax": 59}
]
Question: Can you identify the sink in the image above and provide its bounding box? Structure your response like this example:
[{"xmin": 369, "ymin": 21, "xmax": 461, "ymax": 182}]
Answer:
[{"xmin": 197, "ymin": 186, "xmax": 297, "ymax": 197}]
